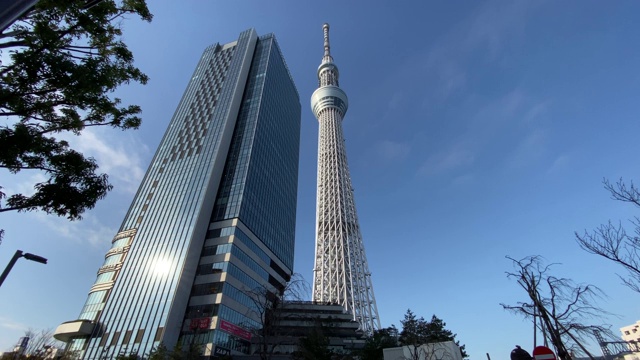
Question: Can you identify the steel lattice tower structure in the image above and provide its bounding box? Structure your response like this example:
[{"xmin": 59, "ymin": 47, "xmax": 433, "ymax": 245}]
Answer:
[{"xmin": 310, "ymin": 23, "xmax": 381, "ymax": 334}]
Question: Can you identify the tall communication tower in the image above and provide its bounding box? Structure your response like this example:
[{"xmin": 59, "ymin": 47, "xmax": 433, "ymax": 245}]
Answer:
[{"xmin": 310, "ymin": 23, "xmax": 381, "ymax": 333}]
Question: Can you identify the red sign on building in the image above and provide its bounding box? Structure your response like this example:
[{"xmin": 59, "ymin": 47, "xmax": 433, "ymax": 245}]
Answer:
[
  {"xmin": 199, "ymin": 317, "xmax": 211, "ymax": 329},
  {"xmin": 189, "ymin": 317, "xmax": 211, "ymax": 330},
  {"xmin": 219, "ymin": 319, "xmax": 252, "ymax": 340}
]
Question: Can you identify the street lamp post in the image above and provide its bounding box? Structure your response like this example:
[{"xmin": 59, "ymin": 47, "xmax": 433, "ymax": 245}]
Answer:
[{"xmin": 0, "ymin": 249, "xmax": 48, "ymax": 288}]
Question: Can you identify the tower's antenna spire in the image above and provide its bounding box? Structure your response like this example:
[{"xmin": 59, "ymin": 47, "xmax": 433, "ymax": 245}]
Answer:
[{"xmin": 322, "ymin": 23, "xmax": 333, "ymax": 63}]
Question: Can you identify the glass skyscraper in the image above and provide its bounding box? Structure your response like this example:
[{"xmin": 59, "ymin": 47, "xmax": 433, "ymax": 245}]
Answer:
[{"xmin": 54, "ymin": 29, "xmax": 301, "ymax": 359}]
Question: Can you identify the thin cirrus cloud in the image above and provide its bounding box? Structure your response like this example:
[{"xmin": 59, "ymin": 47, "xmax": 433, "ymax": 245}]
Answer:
[
  {"xmin": 468, "ymin": 89, "xmax": 548, "ymax": 140},
  {"xmin": 410, "ymin": 87, "xmax": 550, "ymax": 182},
  {"xmin": 462, "ymin": 0, "xmax": 534, "ymax": 59},
  {"xmin": 547, "ymin": 153, "xmax": 572, "ymax": 174},
  {"xmin": 376, "ymin": 140, "xmax": 410, "ymax": 162},
  {"xmin": 417, "ymin": 145, "xmax": 476, "ymax": 177},
  {"xmin": 0, "ymin": 316, "xmax": 27, "ymax": 331},
  {"xmin": 419, "ymin": 1, "xmax": 537, "ymax": 102},
  {"xmin": 412, "ymin": 90, "xmax": 528, "ymax": 179},
  {"xmin": 505, "ymin": 128, "xmax": 548, "ymax": 169}
]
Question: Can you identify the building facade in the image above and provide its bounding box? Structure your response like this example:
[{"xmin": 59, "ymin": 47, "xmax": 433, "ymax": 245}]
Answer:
[
  {"xmin": 249, "ymin": 302, "xmax": 365, "ymax": 357},
  {"xmin": 54, "ymin": 29, "xmax": 301, "ymax": 359},
  {"xmin": 621, "ymin": 321, "xmax": 640, "ymax": 360},
  {"xmin": 309, "ymin": 23, "xmax": 381, "ymax": 334}
]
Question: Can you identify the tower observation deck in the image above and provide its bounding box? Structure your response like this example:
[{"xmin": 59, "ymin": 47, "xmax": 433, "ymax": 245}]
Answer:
[{"xmin": 310, "ymin": 23, "xmax": 381, "ymax": 334}]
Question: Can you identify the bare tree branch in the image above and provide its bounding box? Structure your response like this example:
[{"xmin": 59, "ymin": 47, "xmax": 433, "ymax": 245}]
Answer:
[
  {"xmin": 502, "ymin": 256, "xmax": 612, "ymax": 360},
  {"xmin": 244, "ymin": 273, "xmax": 310, "ymax": 360},
  {"xmin": 604, "ymin": 178, "xmax": 640, "ymax": 207},
  {"xmin": 576, "ymin": 178, "xmax": 640, "ymax": 293}
]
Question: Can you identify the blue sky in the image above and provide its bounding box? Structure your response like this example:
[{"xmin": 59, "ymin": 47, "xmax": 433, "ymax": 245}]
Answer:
[{"xmin": 2, "ymin": 1, "xmax": 640, "ymax": 357}]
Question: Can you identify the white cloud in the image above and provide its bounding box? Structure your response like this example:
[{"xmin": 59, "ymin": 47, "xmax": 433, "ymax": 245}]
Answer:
[
  {"xmin": 2, "ymin": 127, "xmax": 147, "ymax": 200},
  {"xmin": 65, "ymin": 128, "xmax": 148, "ymax": 194},
  {"xmin": 1, "ymin": 172, "xmax": 48, "ymax": 200},
  {"xmin": 35, "ymin": 212, "xmax": 116, "ymax": 248},
  {"xmin": 1, "ymin": 127, "xmax": 141, "ymax": 248}
]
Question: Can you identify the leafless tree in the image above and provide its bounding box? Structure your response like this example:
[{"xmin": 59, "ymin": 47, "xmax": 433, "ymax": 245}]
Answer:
[
  {"xmin": 0, "ymin": 328, "xmax": 74, "ymax": 359},
  {"xmin": 23, "ymin": 328, "xmax": 60, "ymax": 356},
  {"xmin": 245, "ymin": 273, "xmax": 310, "ymax": 360},
  {"xmin": 399, "ymin": 343, "xmax": 456, "ymax": 360},
  {"xmin": 501, "ymin": 256, "xmax": 614, "ymax": 360},
  {"xmin": 576, "ymin": 178, "xmax": 640, "ymax": 293}
]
